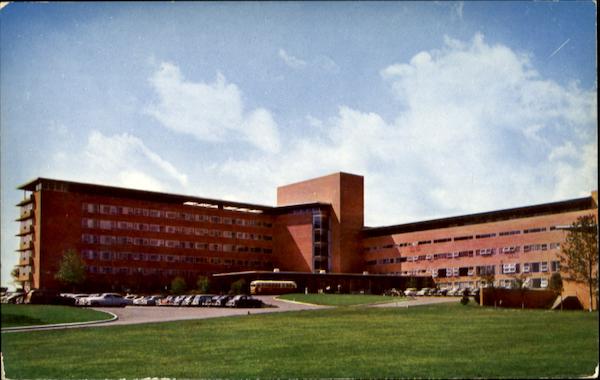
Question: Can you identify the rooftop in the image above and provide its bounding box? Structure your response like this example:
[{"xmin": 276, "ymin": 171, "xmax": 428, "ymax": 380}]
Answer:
[{"xmin": 362, "ymin": 195, "xmax": 596, "ymax": 237}]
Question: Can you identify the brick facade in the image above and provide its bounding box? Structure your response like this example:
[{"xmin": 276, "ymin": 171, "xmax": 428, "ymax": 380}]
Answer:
[{"xmin": 14, "ymin": 174, "xmax": 597, "ymax": 307}]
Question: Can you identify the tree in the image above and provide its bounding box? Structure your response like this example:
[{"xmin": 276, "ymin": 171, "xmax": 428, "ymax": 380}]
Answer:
[
  {"xmin": 10, "ymin": 266, "xmax": 24, "ymax": 290},
  {"xmin": 196, "ymin": 275, "xmax": 210, "ymax": 293},
  {"xmin": 559, "ymin": 214, "xmax": 598, "ymax": 312},
  {"xmin": 54, "ymin": 249, "xmax": 86, "ymax": 291},
  {"xmin": 229, "ymin": 279, "xmax": 247, "ymax": 295},
  {"xmin": 171, "ymin": 276, "xmax": 187, "ymax": 295},
  {"xmin": 548, "ymin": 272, "xmax": 564, "ymax": 311}
]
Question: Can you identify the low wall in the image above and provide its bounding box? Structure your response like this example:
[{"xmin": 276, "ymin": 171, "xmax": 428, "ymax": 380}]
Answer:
[{"xmin": 480, "ymin": 288, "xmax": 557, "ymax": 309}]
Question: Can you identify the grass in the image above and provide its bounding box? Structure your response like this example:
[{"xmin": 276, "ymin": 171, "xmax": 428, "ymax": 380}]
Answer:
[
  {"xmin": 278, "ymin": 292, "xmax": 406, "ymax": 306},
  {"xmin": 1, "ymin": 304, "xmax": 113, "ymax": 328},
  {"xmin": 2, "ymin": 303, "xmax": 598, "ymax": 379}
]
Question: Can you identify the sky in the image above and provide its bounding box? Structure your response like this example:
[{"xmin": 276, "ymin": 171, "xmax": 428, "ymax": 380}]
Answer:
[{"xmin": 1, "ymin": 2, "xmax": 597, "ymax": 289}]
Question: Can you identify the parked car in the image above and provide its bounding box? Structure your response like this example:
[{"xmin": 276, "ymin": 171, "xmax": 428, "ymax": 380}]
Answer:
[
  {"xmin": 212, "ymin": 295, "xmax": 232, "ymax": 307},
  {"xmin": 225, "ymin": 295, "xmax": 263, "ymax": 308},
  {"xmin": 434, "ymin": 288, "xmax": 448, "ymax": 296},
  {"xmin": 145, "ymin": 295, "xmax": 164, "ymax": 306},
  {"xmin": 203, "ymin": 295, "xmax": 221, "ymax": 307},
  {"xmin": 26, "ymin": 290, "xmax": 75, "ymax": 305},
  {"xmin": 171, "ymin": 295, "xmax": 188, "ymax": 306},
  {"xmin": 384, "ymin": 288, "xmax": 402, "ymax": 297},
  {"xmin": 82, "ymin": 293, "xmax": 131, "ymax": 307},
  {"xmin": 447, "ymin": 288, "xmax": 461, "ymax": 296},
  {"xmin": 191, "ymin": 294, "xmax": 214, "ymax": 306},
  {"xmin": 66, "ymin": 294, "xmax": 90, "ymax": 305},
  {"xmin": 403, "ymin": 288, "xmax": 418, "ymax": 297},
  {"xmin": 1, "ymin": 291, "xmax": 25, "ymax": 304},
  {"xmin": 180, "ymin": 295, "xmax": 196, "ymax": 306},
  {"xmin": 416, "ymin": 288, "xmax": 432, "ymax": 296},
  {"xmin": 157, "ymin": 295, "xmax": 172, "ymax": 306}
]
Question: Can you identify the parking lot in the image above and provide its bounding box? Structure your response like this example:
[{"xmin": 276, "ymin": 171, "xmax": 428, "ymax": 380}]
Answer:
[{"xmin": 87, "ymin": 296, "xmax": 328, "ymax": 327}]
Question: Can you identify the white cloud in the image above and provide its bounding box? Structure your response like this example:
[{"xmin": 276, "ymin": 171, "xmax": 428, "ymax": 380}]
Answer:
[
  {"xmin": 278, "ymin": 49, "xmax": 307, "ymax": 69},
  {"xmin": 452, "ymin": 2, "xmax": 464, "ymax": 21},
  {"xmin": 146, "ymin": 62, "xmax": 280, "ymax": 153},
  {"xmin": 279, "ymin": 49, "xmax": 339, "ymax": 73},
  {"xmin": 51, "ymin": 130, "xmax": 188, "ymax": 192},
  {"xmin": 48, "ymin": 35, "xmax": 596, "ymax": 228},
  {"xmin": 211, "ymin": 33, "xmax": 597, "ymax": 225}
]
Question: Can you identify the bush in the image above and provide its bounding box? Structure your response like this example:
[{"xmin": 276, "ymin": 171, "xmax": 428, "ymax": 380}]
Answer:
[
  {"xmin": 460, "ymin": 295, "xmax": 469, "ymax": 305},
  {"xmin": 171, "ymin": 276, "xmax": 187, "ymax": 295},
  {"xmin": 196, "ymin": 275, "xmax": 210, "ymax": 293},
  {"xmin": 229, "ymin": 279, "xmax": 247, "ymax": 295}
]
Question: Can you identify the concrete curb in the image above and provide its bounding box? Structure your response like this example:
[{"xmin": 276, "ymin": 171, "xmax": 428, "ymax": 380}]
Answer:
[
  {"xmin": 1, "ymin": 310, "xmax": 118, "ymax": 333},
  {"xmin": 1, "ymin": 352, "xmax": 5, "ymax": 380},
  {"xmin": 273, "ymin": 296, "xmax": 322, "ymax": 307}
]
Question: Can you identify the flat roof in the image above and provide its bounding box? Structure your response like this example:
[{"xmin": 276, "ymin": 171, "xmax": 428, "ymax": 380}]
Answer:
[
  {"xmin": 362, "ymin": 196, "xmax": 596, "ymax": 237},
  {"xmin": 17, "ymin": 177, "xmax": 331, "ymax": 215}
]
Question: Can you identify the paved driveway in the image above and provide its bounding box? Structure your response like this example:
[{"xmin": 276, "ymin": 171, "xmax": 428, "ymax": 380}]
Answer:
[
  {"xmin": 91, "ymin": 296, "xmax": 328, "ymax": 327},
  {"xmin": 371, "ymin": 296, "xmax": 459, "ymax": 308}
]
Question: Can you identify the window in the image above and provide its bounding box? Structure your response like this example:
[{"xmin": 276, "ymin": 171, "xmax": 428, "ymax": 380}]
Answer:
[
  {"xmin": 99, "ymin": 220, "xmax": 113, "ymax": 230},
  {"xmin": 454, "ymin": 235, "xmax": 473, "ymax": 241},
  {"xmin": 502, "ymin": 263, "xmax": 518, "ymax": 274},
  {"xmin": 499, "ymin": 230, "xmax": 521, "ymax": 236},
  {"xmin": 524, "ymin": 227, "xmax": 547, "ymax": 234},
  {"xmin": 433, "ymin": 238, "xmax": 451, "ymax": 244},
  {"xmin": 523, "ymin": 263, "xmax": 530, "ymax": 273},
  {"xmin": 82, "ymin": 219, "xmax": 95, "ymax": 229},
  {"xmin": 477, "ymin": 248, "xmax": 494, "ymax": 256},
  {"xmin": 551, "ymin": 261, "xmax": 560, "ymax": 272},
  {"xmin": 540, "ymin": 262, "xmax": 548, "ymax": 272},
  {"xmin": 475, "ymin": 233, "xmax": 496, "ymax": 239}
]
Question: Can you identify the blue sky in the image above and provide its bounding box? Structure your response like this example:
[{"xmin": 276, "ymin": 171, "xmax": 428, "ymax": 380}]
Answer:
[{"xmin": 1, "ymin": 2, "xmax": 597, "ymax": 288}]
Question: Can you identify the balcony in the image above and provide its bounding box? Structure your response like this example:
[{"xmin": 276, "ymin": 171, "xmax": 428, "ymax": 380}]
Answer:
[
  {"xmin": 18, "ymin": 240, "xmax": 33, "ymax": 251},
  {"xmin": 16, "ymin": 195, "xmax": 34, "ymax": 207},
  {"xmin": 19, "ymin": 255, "xmax": 33, "ymax": 266},
  {"xmin": 16, "ymin": 209, "xmax": 34, "ymax": 221},
  {"xmin": 18, "ymin": 268, "xmax": 33, "ymax": 282},
  {"xmin": 16, "ymin": 224, "xmax": 34, "ymax": 236}
]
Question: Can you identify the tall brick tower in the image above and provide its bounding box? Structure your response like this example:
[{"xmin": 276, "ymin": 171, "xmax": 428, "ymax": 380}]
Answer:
[{"xmin": 276, "ymin": 172, "xmax": 364, "ymax": 273}]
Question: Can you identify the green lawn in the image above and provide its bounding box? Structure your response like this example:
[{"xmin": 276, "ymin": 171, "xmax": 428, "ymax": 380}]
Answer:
[
  {"xmin": 278, "ymin": 292, "xmax": 406, "ymax": 306},
  {"xmin": 2, "ymin": 303, "xmax": 597, "ymax": 379},
  {"xmin": 1, "ymin": 304, "xmax": 113, "ymax": 328}
]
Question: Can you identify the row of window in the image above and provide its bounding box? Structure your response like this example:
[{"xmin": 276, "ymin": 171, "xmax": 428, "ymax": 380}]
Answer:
[
  {"xmin": 368, "ymin": 242, "xmax": 561, "ymax": 265},
  {"xmin": 436, "ymin": 278, "xmax": 551, "ymax": 289},
  {"xmin": 80, "ymin": 246, "xmax": 273, "ymax": 264},
  {"xmin": 81, "ymin": 234, "xmax": 272, "ymax": 252},
  {"xmin": 399, "ymin": 261, "xmax": 560, "ymax": 278},
  {"xmin": 81, "ymin": 218, "xmax": 272, "ymax": 241},
  {"xmin": 364, "ymin": 225, "xmax": 559, "ymax": 252},
  {"xmin": 82, "ymin": 203, "xmax": 273, "ymax": 228},
  {"xmin": 86, "ymin": 259, "xmax": 273, "ymax": 275}
]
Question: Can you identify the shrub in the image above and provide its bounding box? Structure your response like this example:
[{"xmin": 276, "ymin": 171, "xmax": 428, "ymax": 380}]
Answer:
[
  {"xmin": 229, "ymin": 279, "xmax": 247, "ymax": 295},
  {"xmin": 171, "ymin": 276, "xmax": 187, "ymax": 295}
]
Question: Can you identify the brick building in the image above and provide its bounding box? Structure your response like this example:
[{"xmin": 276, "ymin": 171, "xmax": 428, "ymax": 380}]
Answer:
[{"xmin": 14, "ymin": 172, "xmax": 597, "ymax": 305}]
